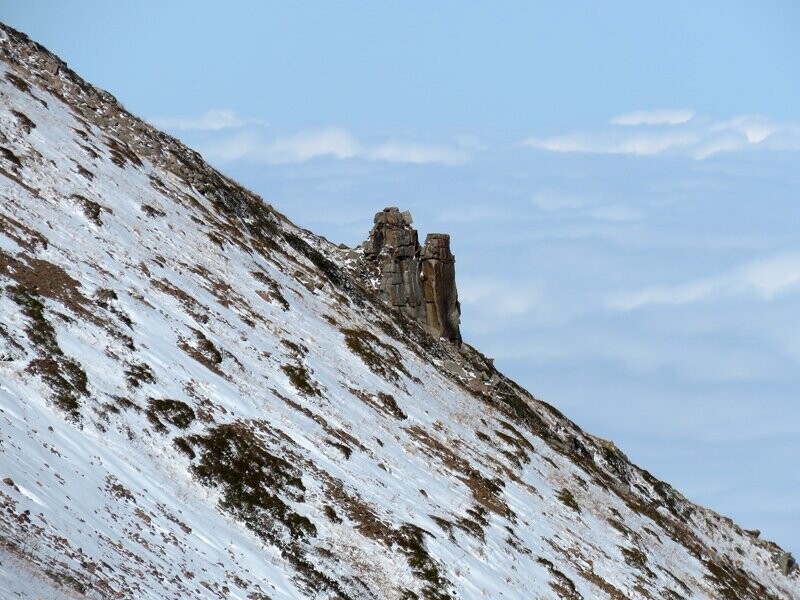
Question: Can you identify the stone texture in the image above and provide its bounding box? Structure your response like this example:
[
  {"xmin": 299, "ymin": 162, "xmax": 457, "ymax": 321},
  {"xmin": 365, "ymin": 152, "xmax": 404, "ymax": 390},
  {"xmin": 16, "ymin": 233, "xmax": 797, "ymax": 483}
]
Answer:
[
  {"xmin": 363, "ymin": 207, "xmax": 461, "ymax": 344},
  {"xmin": 778, "ymin": 552, "xmax": 796, "ymax": 576},
  {"xmin": 363, "ymin": 207, "xmax": 426, "ymax": 323},
  {"xmin": 441, "ymin": 359, "xmax": 467, "ymax": 379},
  {"xmin": 420, "ymin": 234, "xmax": 461, "ymax": 345}
]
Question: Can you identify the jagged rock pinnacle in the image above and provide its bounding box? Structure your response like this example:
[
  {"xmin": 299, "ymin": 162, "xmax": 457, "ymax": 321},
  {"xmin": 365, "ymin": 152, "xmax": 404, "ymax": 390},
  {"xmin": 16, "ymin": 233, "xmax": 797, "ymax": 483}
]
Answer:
[
  {"xmin": 421, "ymin": 233, "xmax": 462, "ymax": 345},
  {"xmin": 363, "ymin": 207, "xmax": 461, "ymax": 344}
]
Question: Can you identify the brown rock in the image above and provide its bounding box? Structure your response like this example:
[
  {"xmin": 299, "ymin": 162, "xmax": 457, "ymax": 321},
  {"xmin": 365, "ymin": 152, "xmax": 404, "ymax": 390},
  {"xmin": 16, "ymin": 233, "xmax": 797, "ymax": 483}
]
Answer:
[
  {"xmin": 363, "ymin": 207, "xmax": 426, "ymax": 322},
  {"xmin": 363, "ymin": 208, "xmax": 461, "ymax": 344},
  {"xmin": 420, "ymin": 233, "xmax": 461, "ymax": 345},
  {"xmin": 778, "ymin": 552, "xmax": 796, "ymax": 576}
]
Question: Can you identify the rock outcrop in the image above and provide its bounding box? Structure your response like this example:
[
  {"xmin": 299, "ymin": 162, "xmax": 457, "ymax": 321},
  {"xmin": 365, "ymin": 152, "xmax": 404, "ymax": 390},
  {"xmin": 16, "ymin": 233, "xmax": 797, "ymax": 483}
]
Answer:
[
  {"xmin": 420, "ymin": 233, "xmax": 461, "ymax": 345},
  {"xmin": 778, "ymin": 552, "xmax": 797, "ymax": 576},
  {"xmin": 363, "ymin": 207, "xmax": 461, "ymax": 344},
  {"xmin": 362, "ymin": 207, "xmax": 425, "ymax": 322}
]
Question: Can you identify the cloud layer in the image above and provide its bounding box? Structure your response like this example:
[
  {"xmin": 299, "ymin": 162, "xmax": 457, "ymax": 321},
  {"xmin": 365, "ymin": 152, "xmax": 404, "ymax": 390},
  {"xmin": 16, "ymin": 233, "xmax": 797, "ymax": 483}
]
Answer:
[
  {"xmin": 611, "ymin": 109, "xmax": 696, "ymax": 126},
  {"xmin": 202, "ymin": 127, "xmax": 468, "ymax": 165},
  {"xmin": 151, "ymin": 111, "xmax": 468, "ymax": 165},
  {"xmin": 524, "ymin": 111, "xmax": 800, "ymax": 159},
  {"xmin": 149, "ymin": 109, "xmax": 262, "ymax": 131},
  {"xmin": 154, "ymin": 108, "xmax": 800, "ymax": 165},
  {"xmin": 610, "ymin": 253, "xmax": 800, "ymax": 310}
]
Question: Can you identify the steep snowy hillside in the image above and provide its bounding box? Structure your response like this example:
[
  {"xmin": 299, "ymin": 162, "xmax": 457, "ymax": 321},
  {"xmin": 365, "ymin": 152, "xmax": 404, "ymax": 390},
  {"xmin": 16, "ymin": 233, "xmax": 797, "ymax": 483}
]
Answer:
[{"xmin": 0, "ymin": 23, "xmax": 797, "ymax": 599}]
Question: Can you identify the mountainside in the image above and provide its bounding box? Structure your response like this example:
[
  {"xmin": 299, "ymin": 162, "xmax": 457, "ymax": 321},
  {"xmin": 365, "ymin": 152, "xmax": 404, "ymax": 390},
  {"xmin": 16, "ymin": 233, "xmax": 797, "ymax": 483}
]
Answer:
[{"xmin": 0, "ymin": 23, "xmax": 797, "ymax": 599}]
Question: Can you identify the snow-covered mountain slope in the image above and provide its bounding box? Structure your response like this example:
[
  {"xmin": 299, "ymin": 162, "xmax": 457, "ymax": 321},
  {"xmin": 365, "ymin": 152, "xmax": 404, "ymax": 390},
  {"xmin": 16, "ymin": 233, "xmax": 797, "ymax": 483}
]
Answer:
[{"xmin": 0, "ymin": 23, "xmax": 797, "ymax": 599}]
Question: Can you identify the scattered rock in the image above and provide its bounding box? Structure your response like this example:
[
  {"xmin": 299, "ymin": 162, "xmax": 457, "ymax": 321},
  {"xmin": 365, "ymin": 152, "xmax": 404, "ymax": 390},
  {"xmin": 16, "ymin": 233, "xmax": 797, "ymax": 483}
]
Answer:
[
  {"xmin": 467, "ymin": 378, "xmax": 490, "ymax": 394},
  {"xmin": 442, "ymin": 359, "xmax": 467, "ymax": 379},
  {"xmin": 745, "ymin": 529, "xmax": 760, "ymax": 538},
  {"xmin": 610, "ymin": 481, "xmax": 631, "ymax": 497}
]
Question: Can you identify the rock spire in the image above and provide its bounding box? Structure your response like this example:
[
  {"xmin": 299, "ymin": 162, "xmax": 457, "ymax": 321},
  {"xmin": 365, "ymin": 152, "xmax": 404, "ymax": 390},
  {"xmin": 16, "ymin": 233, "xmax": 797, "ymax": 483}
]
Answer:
[{"xmin": 363, "ymin": 207, "xmax": 461, "ymax": 344}]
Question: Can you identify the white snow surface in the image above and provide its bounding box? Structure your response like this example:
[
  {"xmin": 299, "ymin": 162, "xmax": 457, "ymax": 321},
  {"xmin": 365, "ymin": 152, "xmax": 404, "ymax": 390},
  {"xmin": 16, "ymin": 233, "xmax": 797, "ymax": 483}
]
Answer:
[{"xmin": 0, "ymin": 24, "xmax": 797, "ymax": 599}]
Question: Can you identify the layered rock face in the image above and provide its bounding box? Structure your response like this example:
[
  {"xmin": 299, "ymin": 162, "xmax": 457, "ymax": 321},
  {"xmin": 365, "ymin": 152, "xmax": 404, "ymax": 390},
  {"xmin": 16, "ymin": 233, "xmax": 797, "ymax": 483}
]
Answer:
[
  {"xmin": 420, "ymin": 233, "xmax": 461, "ymax": 345},
  {"xmin": 363, "ymin": 207, "xmax": 461, "ymax": 344}
]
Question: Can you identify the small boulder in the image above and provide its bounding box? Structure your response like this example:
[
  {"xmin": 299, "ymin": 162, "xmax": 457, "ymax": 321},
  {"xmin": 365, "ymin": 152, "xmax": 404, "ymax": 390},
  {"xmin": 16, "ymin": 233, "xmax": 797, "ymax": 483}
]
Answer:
[
  {"xmin": 744, "ymin": 529, "xmax": 760, "ymax": 538},
  {"xmin": 467, "ymin": 378, "xmax": 490, "ymax": 395},
  {"xmin": 778, "ymin": 552, "xmax": 796, "ymax": 576},
  {"xmin": 442, "ymin": 359, "xmax": 467, "ymax": 379},
  {"xmin": 610, "ymin": 481, "xmax": 631, "ymax": 497}
]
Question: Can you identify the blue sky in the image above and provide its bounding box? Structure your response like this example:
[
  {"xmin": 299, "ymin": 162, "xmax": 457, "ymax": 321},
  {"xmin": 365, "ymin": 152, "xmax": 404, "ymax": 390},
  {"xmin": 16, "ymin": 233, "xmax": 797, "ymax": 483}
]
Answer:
[{"xmin": 4, "ymin": 2, "xmax": 800, "ymax": 554}]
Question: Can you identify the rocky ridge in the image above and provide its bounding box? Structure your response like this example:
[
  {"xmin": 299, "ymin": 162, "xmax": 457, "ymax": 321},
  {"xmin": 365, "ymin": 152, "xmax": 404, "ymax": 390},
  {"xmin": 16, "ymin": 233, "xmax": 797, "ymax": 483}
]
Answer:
[{"xmin": 0, "ymin": 21, "xmax": 797, "ymax": 600}]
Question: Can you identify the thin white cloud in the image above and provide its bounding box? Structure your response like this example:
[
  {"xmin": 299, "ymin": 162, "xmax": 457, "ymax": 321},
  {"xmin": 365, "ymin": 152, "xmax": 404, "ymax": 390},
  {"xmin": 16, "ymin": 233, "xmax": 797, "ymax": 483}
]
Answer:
[
  {"xmin": 459, "ymin": 277, "xmax": 542, "ymax": 316},
  {"xmin": 453, "ymin": 134, "xmax": 483, "ymax": 149},
  {"xmin": 149, "ymin": 109, "xmax": 264, "ymax": 131},
  {"xmin": 610, "ymin": 253, "xmax": 800, "ymax": 310},
  {"xmin": 525, "ymin": 130, "xmax": 701, "ymax": 156},
  {"xmin": 584, "ymin": 205, "xmax": 643, "ymax": 222},
  {"xmin": 530, "ymin": 191, "xmax": 642, "ymax": 222},
  {"xmin": 711, "ymin": 114, "xmax": 776, "ymax": 143},
  {"xmin": 200, "ymin": 127, "xmax": 467, "ymax": 165},
  {"xmin": 611, "ymin": 109, "xmax": 695, "ymax": 126},
  {"xmin": 524, "ymin": 112, "xmax": 800, "ymax": 159},
  {"xmin": 365, "ymin": 141, "xmax": 466, "ymax": 165},
  {"xmin": 152, "ymin": 111, "xmax": 470, "ymax": 165},
  {"xmin": 263, "ymin": 128, "xmax": 361, "ymax": 163},
  {"xmin": 197, "ymin": 131, "xmax": 263, "ymax": 162},
  {"xmin": 530, "ymin": 190, "xmax": 592, "ymax": 212}
]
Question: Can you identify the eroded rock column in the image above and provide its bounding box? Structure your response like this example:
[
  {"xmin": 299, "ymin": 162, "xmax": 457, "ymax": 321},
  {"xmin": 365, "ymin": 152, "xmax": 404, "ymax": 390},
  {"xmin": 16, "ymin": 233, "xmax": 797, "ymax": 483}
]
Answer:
[
  {"xmin": 362, "ymin": 207, "xmax": 461, "ymax": 345},
  {"xmin": 363, "ymin": 207, "xmax": 426, "ymax": 323},
  {"xmin": 420, "ymin": 233, "xmax": 461, "ymax": 345}
]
